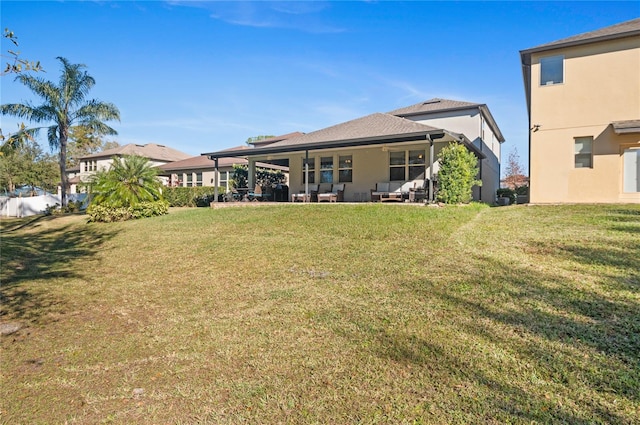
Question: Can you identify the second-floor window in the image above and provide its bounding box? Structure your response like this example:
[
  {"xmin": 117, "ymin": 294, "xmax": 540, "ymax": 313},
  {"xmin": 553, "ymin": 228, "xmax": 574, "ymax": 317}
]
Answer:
[{"xmin": 540, "ymin": 55, "xmax": 563, "ymax": 85}]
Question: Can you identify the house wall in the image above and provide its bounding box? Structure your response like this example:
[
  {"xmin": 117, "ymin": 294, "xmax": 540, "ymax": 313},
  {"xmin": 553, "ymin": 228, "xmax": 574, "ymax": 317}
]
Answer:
[
  {"xmin": 170, "ymin": 168, "xmax": 233, "ymax": 189},
  {"xmin": 278, "ymin": 142, "xmax": 449, "ymax": 202},
  {"xmin": 405, "ymin": 109, "xmax": 502, "ymax": 203},
  {"xmin": 529, "ymin": 36, "xmax": 640, "ymax": 203}
]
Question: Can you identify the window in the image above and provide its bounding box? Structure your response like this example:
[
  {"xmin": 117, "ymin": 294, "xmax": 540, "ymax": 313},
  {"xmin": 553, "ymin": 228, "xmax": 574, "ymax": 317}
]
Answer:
[
  {"xmin": 540, "ymin": 55, "xmax": 563, "ymax": 85},
  {"xmin": 195, "ymin": 172, "xmax": 203, "ymax": 187},
  {"xmin": 320, "ymin": 156, "xmax": 333, "ymax": 183},
  {"xmin": 623, "ymin": 148, "xmax": 640, "ymax": 192},
  {"xmin": 389, "ymin": 151, "xmax": 406, "ymax": 181},
  {"xmin": 218, "ymin": 171, "xmax": 230, "ymax": 190},
  {"xmin": 186, "ymin": 173, "xmax": 193, "ymax": 187},
  {"xmin": 408, "ymin": 150, "xmax": 426, "ymax": 180},
  {"xmin": 389, "ymin": 150, "xmax": 426, "ymax": 181},
  {"xmin": 339, "ymin": 155, "xmax": 352, "ymax": 183},
  {"xmin": 302, "ymin": 158, "xmax": 315, "ymax": 184},
  {"xmin": 574, "ymin": 137, "xmax": 593, "ymax": 168}
]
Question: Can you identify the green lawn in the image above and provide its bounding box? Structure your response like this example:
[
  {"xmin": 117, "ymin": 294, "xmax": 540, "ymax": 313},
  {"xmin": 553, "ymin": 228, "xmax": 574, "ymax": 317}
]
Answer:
[{"xmin": 1, "ymin": 203, "xmax": 639, "ymax": 424}]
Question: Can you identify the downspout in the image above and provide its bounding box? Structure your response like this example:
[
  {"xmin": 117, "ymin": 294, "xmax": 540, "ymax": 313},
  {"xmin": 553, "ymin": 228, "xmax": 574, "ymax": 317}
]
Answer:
[
  {"xmin": 428, "ymin": 135, "xmax": 434, "ymax": 203},
  {"xmin": 214, "ymin": 157, "xmax": 219, "ymax": 203},
  {"xmin": 478, "ymin": 113, "xmax": 484, "ymax": 202}
]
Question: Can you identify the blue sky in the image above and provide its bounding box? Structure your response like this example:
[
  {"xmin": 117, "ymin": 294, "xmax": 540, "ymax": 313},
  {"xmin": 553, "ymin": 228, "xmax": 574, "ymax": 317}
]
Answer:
[{"xmin": 1, "ymin": 1, "xmax": 639, "ymax": 173}]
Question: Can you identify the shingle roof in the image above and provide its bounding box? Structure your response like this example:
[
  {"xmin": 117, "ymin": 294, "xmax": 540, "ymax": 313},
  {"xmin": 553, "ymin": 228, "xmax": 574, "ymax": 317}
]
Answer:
[
  {"xmin": 250, "ymin": 132, "xmax": 305, "ymax": 147},
  {"xmin": 156, "ymin": 155, "xmax": 248, "ymax": 171},
  {"xmin": 263, "ymin": 113, "xmax": 440, "ymax": 149},
  {"xmin": 80, "ymin": 143, "xmax": 192, "ymax": 162},
  {"xmin": 521, "ymin": 17, "xmax": 640, "ymax": 54},
  {"xmin": 612, "ymin": 119, "xmax": 640, "ymax": 134},
  {"xmin": 387, "ymin": 98, "xmax": 482, "ymax": 116},
  {"xmin": 387, "ymin": 98, "xmax": 505, "ymax": 143}
]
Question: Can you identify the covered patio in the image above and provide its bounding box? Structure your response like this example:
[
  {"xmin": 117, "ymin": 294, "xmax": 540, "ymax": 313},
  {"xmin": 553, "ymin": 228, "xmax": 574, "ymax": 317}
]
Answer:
[{"xmin": 202, "ymin": 113, "xmax": 485, "ymax": 203}]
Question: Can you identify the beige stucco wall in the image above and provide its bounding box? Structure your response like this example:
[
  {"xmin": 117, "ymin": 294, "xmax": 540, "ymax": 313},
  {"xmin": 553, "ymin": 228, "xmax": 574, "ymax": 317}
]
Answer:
[
  {"xmin": 407, "ymin": 110, "xmax": 502, "ymax": 203},
  {"xmin": 268, "ymin": 142, "xmax": 449, "ymax": 202},
  {"xmin": 529, "ymin": 36, "xmax": 640, "ymax": 203}
]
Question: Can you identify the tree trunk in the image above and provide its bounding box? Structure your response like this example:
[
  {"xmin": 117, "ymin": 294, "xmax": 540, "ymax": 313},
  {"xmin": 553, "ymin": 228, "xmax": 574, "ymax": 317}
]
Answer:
[{"xmin": 59, "ymin": 125, "xmax": 69, "ymax": 207}]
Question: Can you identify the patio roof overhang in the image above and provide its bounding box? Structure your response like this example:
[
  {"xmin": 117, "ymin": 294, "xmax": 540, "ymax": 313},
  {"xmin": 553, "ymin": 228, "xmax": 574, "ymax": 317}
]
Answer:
[
  {"xmin": 612, "ymin": 119, "xmax": 640, "ymax": 134},
  {"xmin": 202, "ymin": 129, "xmax": 486, "ymax": 160}
]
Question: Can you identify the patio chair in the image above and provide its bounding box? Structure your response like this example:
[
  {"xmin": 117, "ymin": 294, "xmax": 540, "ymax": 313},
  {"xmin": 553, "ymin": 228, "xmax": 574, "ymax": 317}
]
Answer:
[
  {"xmin": 292, "ymin": 184, "xmax": 319, "ymax": 202},
  {"xmin": 317, "ymin": 183, "xmax": 345, "ymax": 202}
]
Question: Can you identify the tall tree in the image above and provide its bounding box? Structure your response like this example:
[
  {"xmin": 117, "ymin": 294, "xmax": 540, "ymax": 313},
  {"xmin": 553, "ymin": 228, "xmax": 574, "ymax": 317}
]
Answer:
[
  {"xmin": 1, "ymin": 29, "xmax": 43, "ymax": 148},
  {"xmin": 503, "ymin": 148, "xmax": 527, "ymax": 190},
  {"xmin": 66, "ymin": 126, "xmax": 119, "ymax": 167},
  {"xmin": 0, "ymin": 57, "xmax": 120, "ymax": 206},
  {"xmin": 0, "ymin": 138, "xmax": 57, "ymax": 193}
]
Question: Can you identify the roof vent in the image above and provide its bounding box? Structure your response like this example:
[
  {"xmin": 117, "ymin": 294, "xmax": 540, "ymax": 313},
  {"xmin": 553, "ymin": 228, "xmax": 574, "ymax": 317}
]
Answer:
[{"xmin": 422, "ymin": 99, "xmax": 441, "ymax": 105}]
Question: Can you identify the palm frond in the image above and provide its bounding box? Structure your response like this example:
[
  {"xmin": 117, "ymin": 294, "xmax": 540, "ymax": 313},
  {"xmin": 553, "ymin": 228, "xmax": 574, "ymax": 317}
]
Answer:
[
  {"xmin": 47, "ymin": 125, "xmax": 60, "ymax": 149},
  {"xmin": 15, "ymin": 74, "xmax": 60, "ymax": 107},
  {"xmin": 74, "ymin": 100, "xmax": 121, "ymax": 122},
  {"xmin": 0, "ymin": 103, "xmax": 38, "ymax": 121}
]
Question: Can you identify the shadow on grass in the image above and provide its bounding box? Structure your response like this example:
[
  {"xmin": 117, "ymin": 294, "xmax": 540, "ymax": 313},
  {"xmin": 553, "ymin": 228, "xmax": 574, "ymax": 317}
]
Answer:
[
  {"xmin": 335, "ymin": 229, "xmax": 639, "ymax": 423},
  {"xmin": 0, "ymin": 216, "xmax": 115, "ymax": 324}
]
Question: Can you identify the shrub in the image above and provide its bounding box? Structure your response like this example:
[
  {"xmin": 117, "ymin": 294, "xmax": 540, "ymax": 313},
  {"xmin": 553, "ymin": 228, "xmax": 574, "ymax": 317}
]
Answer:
[
  {"xmin": 436, "ymin": 143, "xmax": 482, "ymax": 204},
  {"xmin": 163, "ymin": 187, "xmax": 225, "ymax": 207},
  {"xmin": 496, "ymin": 188, "xmax": 517, "ymax": 205},
  {"xmin": 87, "ymin": 200, "xmax": 169, "ymax": 222}
]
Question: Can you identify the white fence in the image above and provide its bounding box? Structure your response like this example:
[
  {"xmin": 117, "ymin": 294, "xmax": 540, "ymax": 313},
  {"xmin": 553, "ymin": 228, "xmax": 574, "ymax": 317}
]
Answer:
[{"xmin": 0, "ymin": 194, "xmax": 88, "ymax": 217}]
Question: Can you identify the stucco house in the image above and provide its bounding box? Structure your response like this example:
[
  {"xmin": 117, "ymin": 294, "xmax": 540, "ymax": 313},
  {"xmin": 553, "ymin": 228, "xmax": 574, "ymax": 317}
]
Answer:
[
  {"xmin": 520, "ymin": 18, "xmax": 640, "ymax": 203},
  {"xmin": 71, "ymin": 143, "xmax": 191, "ymax": 192},
  {"xmin": 203, "ymin": 98, "xmax": 504, "ymax": 203}
]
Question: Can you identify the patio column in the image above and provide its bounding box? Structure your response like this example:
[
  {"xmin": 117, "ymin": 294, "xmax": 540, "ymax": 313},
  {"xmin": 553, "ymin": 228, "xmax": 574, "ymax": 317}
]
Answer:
[
  {"xmin": 213, "ymin": 157, "xmax": 219, "ymax": 203},
  {"xmin": 248, "ymin": 159, "xmax": 256, "ymax": 190},
  {"xmin": 428, "ymin": 136, "xmax": 435, "ymax": 203},
  {"xmin": 304, "ymin": 150, "xmax": 309, "ymax": 201}
]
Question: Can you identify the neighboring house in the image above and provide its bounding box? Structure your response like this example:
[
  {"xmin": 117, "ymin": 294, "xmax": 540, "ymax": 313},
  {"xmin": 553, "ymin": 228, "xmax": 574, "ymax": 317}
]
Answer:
[
  {"xmin": 520, "ymin": 18, "xmax": 640, "ymax": 203},
  {"xmin": 156, "ymin": 145, "xmax": 289, "ymax": 192},
  {"xmin": 75, "ymin": 143, "xmax": 191, "ymax": 189},
  {"xmin": 203, "ymin": 98, "xmax": 505, "ymax": 203}
]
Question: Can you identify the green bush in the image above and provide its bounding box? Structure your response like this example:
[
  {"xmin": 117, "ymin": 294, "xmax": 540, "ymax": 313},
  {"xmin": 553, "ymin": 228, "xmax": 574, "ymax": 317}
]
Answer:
[
  {"xmin": 436, "ymin": 143, "xmax": 482, "ymax": 204},
  {"xmin": 496, "ymin": 188, "xmax": 517, "ymax": 205},
  {"xmin": 87, "ymin": 200, "xmax": 169, "ymax": 222},
  {"xmin": 163, "ymin": 187, "xmax": 224, "ymax": 207}
]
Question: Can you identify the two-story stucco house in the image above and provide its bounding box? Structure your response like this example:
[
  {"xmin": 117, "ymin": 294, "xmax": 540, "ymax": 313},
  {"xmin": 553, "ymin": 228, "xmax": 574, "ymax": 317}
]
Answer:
[
  {"xmin": 520, "ymin": 18, "xmax": 640, "ymax": 203},
  {"xmin": 73, "ymin": 143, "xmax": 191, "ymax": 192},
  {"xmin": 203, "ymin": 98, "xmax": 504, "ymax": 203}
]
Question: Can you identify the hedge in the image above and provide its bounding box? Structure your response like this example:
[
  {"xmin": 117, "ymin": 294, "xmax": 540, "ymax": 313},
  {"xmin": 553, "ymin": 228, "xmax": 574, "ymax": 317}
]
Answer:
[
  {"xmin": 87, "ymin": 200, "xmax": 169, "ymax": 222},
  {"xmin": 162, "ymin": 187, "xmax": 225, "ymax": 207}
]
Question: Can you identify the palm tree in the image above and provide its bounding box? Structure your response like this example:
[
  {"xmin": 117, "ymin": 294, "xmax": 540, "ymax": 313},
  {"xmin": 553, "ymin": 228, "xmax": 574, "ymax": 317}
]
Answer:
[
  {"xmin": 0, "ymin": 57, "xmax": 120, "ymax": 206},
  {"xmin": 88, "ymin": 155, "xmax": 163, "ymax": 208}
]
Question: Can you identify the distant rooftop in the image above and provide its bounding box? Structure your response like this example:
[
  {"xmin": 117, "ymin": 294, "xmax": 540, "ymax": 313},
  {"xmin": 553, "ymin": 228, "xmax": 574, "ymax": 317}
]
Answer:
[{"xmin": 80, "ymin": 143, "xmax": 192, "ymax": 162}]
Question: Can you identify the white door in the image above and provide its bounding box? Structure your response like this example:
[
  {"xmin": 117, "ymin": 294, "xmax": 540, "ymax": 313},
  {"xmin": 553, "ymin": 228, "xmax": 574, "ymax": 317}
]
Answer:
[{"xmin": 623, "ymin": 148, "xmax": 640, "ymax": 192}]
